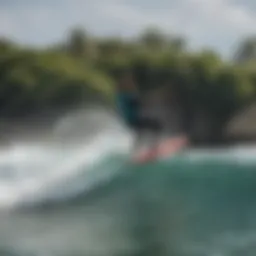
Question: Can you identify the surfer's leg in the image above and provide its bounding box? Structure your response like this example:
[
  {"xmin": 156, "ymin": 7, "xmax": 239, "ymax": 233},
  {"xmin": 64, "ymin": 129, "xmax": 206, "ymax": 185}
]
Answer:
[
  {"xmin": 133, "ymin": 127, "xmax": 143, "ymax": 150},
  {"xmin": 139, "ymin": 118, "xmax": 163, "ymax": 156},
  {"xmin": 129, "ymin": 119, "xmax": 145, "ymax": 153},
  {"xmin": 148, "ymin": 120, "xmax": 163, "ymax": 156}
]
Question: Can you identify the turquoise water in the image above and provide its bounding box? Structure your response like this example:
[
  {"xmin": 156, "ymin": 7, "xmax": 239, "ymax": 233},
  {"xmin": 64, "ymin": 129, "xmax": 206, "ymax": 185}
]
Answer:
[
  {"xmin": 0, "ymin": 147, "xmax": 256, "ymax": 256},
  {"xmin": 0, "ymin": 108, "xmax": 255, "ymax": 256}
]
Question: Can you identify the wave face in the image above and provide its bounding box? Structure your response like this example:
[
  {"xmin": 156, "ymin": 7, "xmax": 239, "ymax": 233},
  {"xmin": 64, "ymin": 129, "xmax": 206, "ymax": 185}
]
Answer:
[
  {"xmin": 0, "ymin": 107, "xmax": 256, "ymax": 256},
  {"xmin": 0, "ymin": 107, "xmax": 133, "ymax": 209}
]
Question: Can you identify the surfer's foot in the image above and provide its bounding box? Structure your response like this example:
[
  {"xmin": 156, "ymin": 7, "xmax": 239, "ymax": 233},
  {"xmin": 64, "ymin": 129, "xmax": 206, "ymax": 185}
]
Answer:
[
  {"xmin": 158, "ymin": 135, "xmax": 188, "ymax": 156},
  {"xmin": 134, "ymin": 146, "xmax": 159, "ymax": 163}
]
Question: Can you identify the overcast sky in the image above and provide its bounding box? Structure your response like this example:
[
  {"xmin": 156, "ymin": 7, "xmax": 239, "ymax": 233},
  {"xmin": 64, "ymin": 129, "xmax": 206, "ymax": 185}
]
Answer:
[{"xmin": 0, "ymin": 0, "xmax": 256, "ymax": 57}]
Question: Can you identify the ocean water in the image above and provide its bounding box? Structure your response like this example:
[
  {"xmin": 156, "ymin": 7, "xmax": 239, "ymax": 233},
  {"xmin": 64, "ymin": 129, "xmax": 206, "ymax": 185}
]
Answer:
[{"xmin": 0, "ymin": 108, "xmax": 255, "ymax": 256}]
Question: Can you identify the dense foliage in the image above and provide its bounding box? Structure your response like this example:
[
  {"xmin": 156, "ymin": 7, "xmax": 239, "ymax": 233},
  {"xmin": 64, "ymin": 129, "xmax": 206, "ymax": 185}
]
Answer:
[
  {"xmin": 0, "ymin": 28, "xmax": 255, "ymax": 140},
  {"xmin": 0, "ymin": 38, "xmax": 113, "ymax": 117}
]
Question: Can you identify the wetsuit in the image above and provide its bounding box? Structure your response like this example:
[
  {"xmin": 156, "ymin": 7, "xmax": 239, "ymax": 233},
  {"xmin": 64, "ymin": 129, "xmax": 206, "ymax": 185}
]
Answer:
[{"xmin": 116, "ymin": 92, "xmax": 162, "ymax": 132}]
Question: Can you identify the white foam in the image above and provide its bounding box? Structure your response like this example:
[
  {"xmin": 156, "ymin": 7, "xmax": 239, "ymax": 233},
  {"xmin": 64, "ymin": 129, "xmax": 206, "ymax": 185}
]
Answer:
[
  {"xmin": 0, "ymin": 108, "xmax": 133, "ymax": 209},
  {"xmin": 184, "ymin": 144, "xmax": 256, "ymax": 164}
]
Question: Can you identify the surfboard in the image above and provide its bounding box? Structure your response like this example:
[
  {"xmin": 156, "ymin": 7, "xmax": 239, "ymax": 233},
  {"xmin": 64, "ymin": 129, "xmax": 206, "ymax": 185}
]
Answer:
[{"xmin": 132, "ymin": 135, "xmax": 188, "ymax": 164}]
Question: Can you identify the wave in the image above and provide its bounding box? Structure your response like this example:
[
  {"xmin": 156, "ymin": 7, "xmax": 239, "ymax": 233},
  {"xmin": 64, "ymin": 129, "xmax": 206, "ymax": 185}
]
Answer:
[
  {"xmin": 0, "ymin": 107, "xmax": 133, "ymax": 210},
  {"xmin": 183, "ymin": 144, "xmax": 256, "ymax": 165},
  {"xmin": 0, "ymin": 106, "xmax": 255, "ymax": 210}
]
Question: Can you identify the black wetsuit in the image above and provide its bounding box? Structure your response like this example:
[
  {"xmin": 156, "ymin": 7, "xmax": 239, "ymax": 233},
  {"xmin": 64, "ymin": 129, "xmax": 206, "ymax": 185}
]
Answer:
[{"xmin": 116, "ymin": 93, "xmax": 162, "ymax": 132}]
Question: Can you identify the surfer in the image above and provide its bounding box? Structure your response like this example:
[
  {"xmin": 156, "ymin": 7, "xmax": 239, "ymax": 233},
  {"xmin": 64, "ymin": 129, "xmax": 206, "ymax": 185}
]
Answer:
[
  {"xmin": 115, "ymin": 72, "xmax": 163, "ymax": 158},
  {"xmin": 115, "ymin": 72, "xmax": 189, "ymax": 162}
]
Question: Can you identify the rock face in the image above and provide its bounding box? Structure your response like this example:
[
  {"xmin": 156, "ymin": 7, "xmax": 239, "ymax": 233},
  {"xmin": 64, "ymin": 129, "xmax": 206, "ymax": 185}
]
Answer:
[
  {"xmin": 140, "ymin": 87, "xmax": 256, "ymax": 145},
  {"xmin": 225, "ymin": 103, "xmax": 256, "ymax": 140},
  {"xmin": 140, "ymin": 87, "xmax": 212, "ymax": 141},
  {"xmin": 140, "ymin": 87, "xmax": 184, "ymax": 136}
]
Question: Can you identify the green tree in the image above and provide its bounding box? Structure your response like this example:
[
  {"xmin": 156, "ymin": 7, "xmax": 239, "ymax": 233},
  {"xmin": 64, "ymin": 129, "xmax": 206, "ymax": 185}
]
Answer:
[
  {"xmin": 139, "ymin": 27, "xmax": 167, "ymax": 49},
  {"xmin": 66, "ymin": 27, "xmax": 97, "ymax": 60},
  {"xmin": 0, "ymin": 28, "xmax": 255, "ymax": 144},
  {"xmin": 234, "ymin": 36, "xmax": 256, "ymax": 63}
]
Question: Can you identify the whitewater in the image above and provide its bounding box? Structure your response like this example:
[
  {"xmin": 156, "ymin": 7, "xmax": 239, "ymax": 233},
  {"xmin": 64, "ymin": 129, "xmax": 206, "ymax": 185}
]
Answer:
[
  {"xmin": 0, "ymin": 107, "xmax": 133, "ymax": 209},
  {"xmin": 0, "ymin": 107, "xmax": 256, "ymax": 256}
]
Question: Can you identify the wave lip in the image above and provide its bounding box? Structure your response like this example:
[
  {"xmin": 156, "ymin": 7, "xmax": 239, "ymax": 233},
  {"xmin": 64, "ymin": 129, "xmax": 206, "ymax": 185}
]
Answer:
[{"xmin": 0, "ymin": 108, "xmax": 133, "ymax": 210}]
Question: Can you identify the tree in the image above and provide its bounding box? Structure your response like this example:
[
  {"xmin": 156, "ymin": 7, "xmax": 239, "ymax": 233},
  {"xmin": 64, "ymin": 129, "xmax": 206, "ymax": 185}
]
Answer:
[
  {"xmin": 66, "ymin": 28, "xmax": 87, "ymax": 57},
  {"xmin": 138, "ymin": 27, "xmax": 186, "ymax": 53},
  {"xmin": 170, "ymin": 37, "xmax": 187, "ymax": 52},
  {"xmin": 66, "ymin": 27, "xmax": 97, "ymax": 60},
  {"xmin": 139, "ymin": 27, "xmax": 167, "ymax": 49},
  {"xmin": 234, "ymin": 36, "xmax": 256, "ymax": 63},
  {"xmin": 0, "ymin": 27, "xmax": 255, "ymax": 144}
]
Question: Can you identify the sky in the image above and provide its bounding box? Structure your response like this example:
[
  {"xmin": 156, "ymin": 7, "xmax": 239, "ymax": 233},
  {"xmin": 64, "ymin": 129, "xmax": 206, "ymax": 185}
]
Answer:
[{"xmin": 0, "ymin": 0, "xmax": 256, "ymax": 57}]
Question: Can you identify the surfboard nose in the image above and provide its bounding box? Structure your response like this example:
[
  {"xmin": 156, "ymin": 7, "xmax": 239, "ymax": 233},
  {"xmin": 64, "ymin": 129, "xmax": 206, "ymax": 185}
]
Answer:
[{"xmin": 133, "ymin": 135, "xmax": 188, "ymax": 164}]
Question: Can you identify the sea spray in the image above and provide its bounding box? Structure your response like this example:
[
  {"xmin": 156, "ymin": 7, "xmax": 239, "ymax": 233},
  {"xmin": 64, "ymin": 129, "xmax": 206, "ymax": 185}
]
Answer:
[{"xmin": 0, "ymin": 107, "xmax": 133, "ymax": 209}]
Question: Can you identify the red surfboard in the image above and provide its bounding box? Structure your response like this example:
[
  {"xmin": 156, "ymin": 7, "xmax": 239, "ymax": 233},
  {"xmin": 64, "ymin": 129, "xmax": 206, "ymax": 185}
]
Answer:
[{"xmin": 133, "ymin": 135, "xmax": 188, "ymax": 164}]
